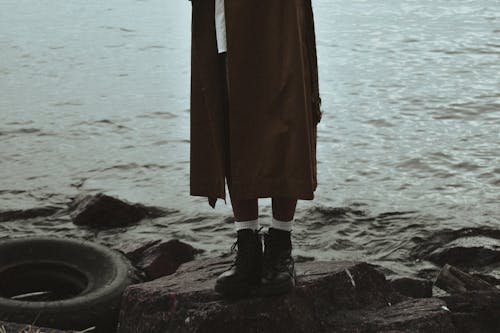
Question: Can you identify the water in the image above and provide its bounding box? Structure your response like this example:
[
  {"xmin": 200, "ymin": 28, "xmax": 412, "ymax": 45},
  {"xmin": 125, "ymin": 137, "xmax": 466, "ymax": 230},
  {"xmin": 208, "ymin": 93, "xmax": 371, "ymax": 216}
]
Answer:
[{"xmin": 1, "ymin": 0, "xmax": 499, "ymax": 280}]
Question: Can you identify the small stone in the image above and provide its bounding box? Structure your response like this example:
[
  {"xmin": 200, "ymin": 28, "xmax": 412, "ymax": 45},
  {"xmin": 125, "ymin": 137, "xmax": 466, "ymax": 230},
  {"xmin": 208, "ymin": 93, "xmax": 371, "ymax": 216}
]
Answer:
[{"xmin": 114, "ymin": 239, "xmax": 203, "ymax": 280}]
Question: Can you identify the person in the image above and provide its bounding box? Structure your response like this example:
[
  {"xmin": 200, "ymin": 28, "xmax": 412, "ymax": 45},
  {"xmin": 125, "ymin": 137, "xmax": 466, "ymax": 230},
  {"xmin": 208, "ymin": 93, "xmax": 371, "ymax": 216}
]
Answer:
[{"xmin": 188, "ymin": 0, "xmax": 322, "ymax": 297}]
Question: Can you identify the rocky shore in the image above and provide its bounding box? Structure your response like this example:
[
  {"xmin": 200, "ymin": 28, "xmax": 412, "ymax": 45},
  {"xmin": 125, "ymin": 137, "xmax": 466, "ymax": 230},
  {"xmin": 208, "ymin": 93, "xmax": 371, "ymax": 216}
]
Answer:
[
  {"xmin": 116, "ymin": 257, "xmax": 453, "ymax": 332},
  {"xmin": 0, "ymin": 193, "xmax": 499, "ymax": 332}
]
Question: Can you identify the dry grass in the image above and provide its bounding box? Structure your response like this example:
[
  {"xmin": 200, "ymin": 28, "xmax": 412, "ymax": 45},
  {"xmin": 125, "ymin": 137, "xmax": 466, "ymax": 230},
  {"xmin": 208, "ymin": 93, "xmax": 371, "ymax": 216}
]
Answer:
[
  {"xmin": 0, "ymin": 324, "xmax": 47, "ymax": 333},
  {"xmin": 0, "ymin": 324, "xmax": 95, "ymax": 333},
  {"xmin": 0, "ymin": 309, "xmax": 96, "ymax": 333}
]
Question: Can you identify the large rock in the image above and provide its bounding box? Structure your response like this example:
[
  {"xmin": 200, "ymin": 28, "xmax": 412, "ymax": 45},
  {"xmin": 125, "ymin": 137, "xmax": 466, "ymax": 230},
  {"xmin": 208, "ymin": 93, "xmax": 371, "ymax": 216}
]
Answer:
[
  {"xmin": 0, "ymin": 205, "xmax": 61, "ymax": 222},
  {"xmin": 439, "ymin": 290, "xmax": 500, "ymax": 333},
  {"xmin": 428, "ymin": 246, "xmax": 500, "ymax": 269},
  {"xmin": 410, "ymin": 227, "xmax": 500, "ymax": 270},
  {"xmin": 116, "ymin": 258, "xmax": 455, "ymax": 333},
  {"xmin": 434, "ymin": 263, "xmax": 500, "ymax": 332},
  {"xmin": 68, "ymin": 193, "xmax": 171, "ymax": 228}
]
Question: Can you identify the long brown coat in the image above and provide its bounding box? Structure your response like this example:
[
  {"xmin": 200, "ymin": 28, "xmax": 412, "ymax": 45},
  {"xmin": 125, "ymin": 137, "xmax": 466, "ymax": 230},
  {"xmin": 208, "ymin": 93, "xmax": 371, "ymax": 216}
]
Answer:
[{"xmin": 189, "ymin": 0, "xmax": 322, "ymax": 208}]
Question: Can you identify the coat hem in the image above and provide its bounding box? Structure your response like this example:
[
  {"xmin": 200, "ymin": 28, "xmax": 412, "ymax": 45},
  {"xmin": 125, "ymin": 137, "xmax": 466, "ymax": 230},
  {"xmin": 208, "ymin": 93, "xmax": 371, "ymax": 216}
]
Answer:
[
  {"xmin": 190, "ymin": 178, "xmax": 317, "ymax": 209},
  {"xmin": 190, "ymin": 189, "xmax": 227, "ymax": 209}
]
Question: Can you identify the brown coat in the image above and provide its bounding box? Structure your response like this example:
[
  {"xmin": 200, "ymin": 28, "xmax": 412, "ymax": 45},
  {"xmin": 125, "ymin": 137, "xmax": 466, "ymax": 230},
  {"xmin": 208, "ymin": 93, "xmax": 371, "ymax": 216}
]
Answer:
[{"xmin": 189, "ymin": 0, "xmax": 322, "ymax": 208}]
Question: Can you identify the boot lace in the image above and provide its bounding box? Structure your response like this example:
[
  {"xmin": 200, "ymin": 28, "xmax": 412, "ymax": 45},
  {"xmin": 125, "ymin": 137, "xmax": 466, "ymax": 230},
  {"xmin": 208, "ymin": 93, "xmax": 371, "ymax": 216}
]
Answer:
[{"xmin": 263, "ymin": 234, "xmax": 294, "ymax": 275}]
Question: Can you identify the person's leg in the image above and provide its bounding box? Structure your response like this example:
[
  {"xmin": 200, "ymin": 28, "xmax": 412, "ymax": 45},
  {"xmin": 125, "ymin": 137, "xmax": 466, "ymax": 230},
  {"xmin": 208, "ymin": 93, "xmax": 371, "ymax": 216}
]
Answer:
[
  {"xmin": 271, "ymin": 196, "xmax": 297, "ymax": 226},
  {"xmin": 230, "ymin": 191, "xmax": 259, "ymax": 231},
  {"xmin": 231, "ymin": 197, "xmax": 259, "ymax": 222},
  {"xmin": 215, "ymin": 190, "xmax": 262, "ymax": 297}
]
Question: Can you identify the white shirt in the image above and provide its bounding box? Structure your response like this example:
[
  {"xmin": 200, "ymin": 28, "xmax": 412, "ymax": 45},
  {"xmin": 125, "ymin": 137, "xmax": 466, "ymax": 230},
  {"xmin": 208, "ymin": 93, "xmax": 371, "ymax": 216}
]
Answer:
[{"xmin": 215, "ymin": 0, "xmax": 227, "ymax": 53}]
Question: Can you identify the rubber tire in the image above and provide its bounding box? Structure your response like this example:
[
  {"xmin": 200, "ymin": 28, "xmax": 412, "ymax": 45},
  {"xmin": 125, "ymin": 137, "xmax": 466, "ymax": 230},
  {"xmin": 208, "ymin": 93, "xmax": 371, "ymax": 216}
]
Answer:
[{"xmin": 0, "ymin": 236, "xmax": 143, "ymax": 332}]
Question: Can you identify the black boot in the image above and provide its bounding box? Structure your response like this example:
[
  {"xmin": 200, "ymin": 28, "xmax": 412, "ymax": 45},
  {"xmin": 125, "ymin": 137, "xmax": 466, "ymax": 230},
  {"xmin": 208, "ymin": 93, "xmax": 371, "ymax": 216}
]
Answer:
[
  {"xmin": 259, "ymin": 227, "xmax": 296, "ymax": 296},
  {"xmin": 214, "ymin": 229, "xmax": 263, "ymax": 297}
]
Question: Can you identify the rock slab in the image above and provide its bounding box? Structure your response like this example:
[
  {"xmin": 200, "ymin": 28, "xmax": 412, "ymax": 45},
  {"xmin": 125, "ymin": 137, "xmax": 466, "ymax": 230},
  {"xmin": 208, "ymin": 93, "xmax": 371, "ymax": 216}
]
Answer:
[{"xmin": 116, "ymin": 258, "xmax": 455, "ymax": 333}]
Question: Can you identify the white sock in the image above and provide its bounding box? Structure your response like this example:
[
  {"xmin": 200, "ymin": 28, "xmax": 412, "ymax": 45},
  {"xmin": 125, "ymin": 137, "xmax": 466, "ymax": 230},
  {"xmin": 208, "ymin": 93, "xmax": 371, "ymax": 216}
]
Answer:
[
  {"xmin": 271, "ymin": 216, "xmax": 293, "ymax": 232},
  {"xmin": 234, "ymin": 218, "xmax": 259, "ymax": 232}
]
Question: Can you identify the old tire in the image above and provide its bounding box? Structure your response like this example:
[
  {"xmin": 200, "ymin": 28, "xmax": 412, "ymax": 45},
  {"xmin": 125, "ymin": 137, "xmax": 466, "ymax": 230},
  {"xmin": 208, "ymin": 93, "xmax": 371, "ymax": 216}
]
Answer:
[{"xmin": 0, "ymin": 236, "xmax": 142, "ymax": 332}]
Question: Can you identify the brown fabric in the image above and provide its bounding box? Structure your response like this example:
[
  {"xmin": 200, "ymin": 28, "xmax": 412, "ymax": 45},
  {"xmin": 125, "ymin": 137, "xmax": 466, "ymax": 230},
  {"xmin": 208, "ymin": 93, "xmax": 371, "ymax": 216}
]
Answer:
[{"xmin": 189, "ymin": 0, "xmax": 322, "ymax": 208}]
